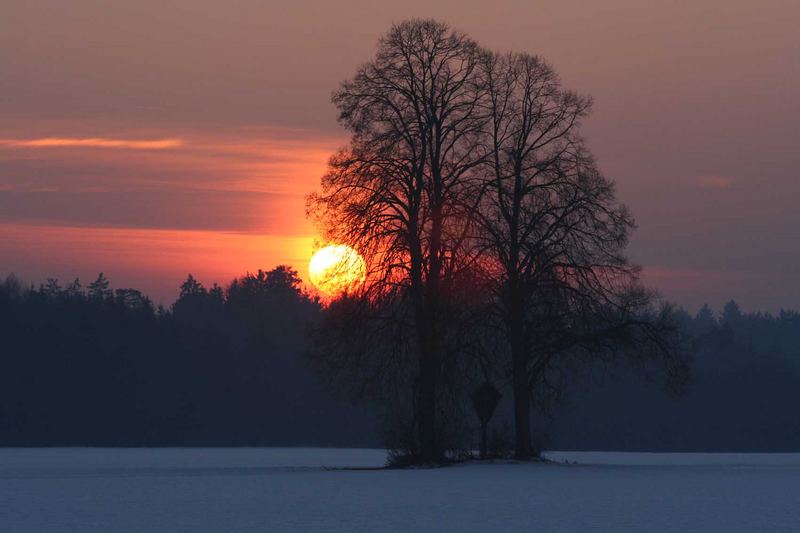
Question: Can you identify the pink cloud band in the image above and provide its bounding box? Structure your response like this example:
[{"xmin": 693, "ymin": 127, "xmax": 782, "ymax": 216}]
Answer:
[{"xmin": 0, "ymin": 137, "xmax": 184, "ymax": 149}]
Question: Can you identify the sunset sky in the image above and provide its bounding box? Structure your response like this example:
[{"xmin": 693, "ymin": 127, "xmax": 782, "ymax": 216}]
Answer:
[{"xmin": 1, "ymin": 0, "xmax": 798, "ymax": 311}]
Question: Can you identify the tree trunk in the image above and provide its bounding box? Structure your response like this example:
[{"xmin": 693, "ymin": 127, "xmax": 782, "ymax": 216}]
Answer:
[
  {"xmin": 480, "ymin": 422, "xmax": 488, "ymax": 459},
  {"xmin": 417, "ymin": 184, "xmax": 443, "ymax": 464},
  {"xmin": 417, "ymin": 333, "xmax": 438, "ymax": 463},
  {"xmin": 512, "ymin": 352, "xmax": 532, "ymax": 459},
  {"xmin": 510, "ymin": 317, "xmax": 532, "ymax": 459}
]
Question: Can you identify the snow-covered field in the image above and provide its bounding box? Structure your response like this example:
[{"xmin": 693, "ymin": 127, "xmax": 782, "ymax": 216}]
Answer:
[{"xmin": 1, "ymin": 448, "xmax": 799, "ymax": 532}]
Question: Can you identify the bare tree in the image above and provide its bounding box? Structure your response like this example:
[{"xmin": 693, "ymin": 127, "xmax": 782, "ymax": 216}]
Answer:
[
  {"xmin": 309, "ymin": 21, "xmax": 686, "ymax": 463},
  {"xmin": 308, "ymin": 20, "xmax": 488, "ymax": 462},
  {"xmin": 476, "ymin": 52, "xmax": 686, "ymax": 459}
]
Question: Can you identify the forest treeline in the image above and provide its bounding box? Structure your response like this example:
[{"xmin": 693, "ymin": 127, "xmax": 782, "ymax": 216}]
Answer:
[
  {"xmin": 0, "ymin": 269, "xmax": 373, "ymax": 446},
  {"xmin": 1, "ymin": 271, "xmax": 799, "ymax": 450},
  {"xmin": 546, "ymin": 302, "xmax": 800, "ymax": 452}
]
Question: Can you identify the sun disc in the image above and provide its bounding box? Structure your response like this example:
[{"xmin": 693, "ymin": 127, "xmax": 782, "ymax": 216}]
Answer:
[{"xmin": 309, "ymin": 244, "xmax": 366, "ymax": 295}]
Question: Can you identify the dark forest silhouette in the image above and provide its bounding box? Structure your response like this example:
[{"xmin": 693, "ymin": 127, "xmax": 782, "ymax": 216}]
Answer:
[
  {"xmin": 547, "ymin": 303, "xmax": 800, "ymax": 452},
  {"xmin": 2, "ymin": 271, "xmax": 800, "ymax": 451},
  {"xmin": 0, "ymin": 269, "xmax": 372, "ymax": 446}
]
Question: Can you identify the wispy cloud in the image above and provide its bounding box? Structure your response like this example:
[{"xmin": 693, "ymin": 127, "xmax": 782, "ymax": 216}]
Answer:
[
  {"xmin": 0, "ymin": 126, "xmax": 340, "ymax": 198},
  {"xmin": 691, "ymin": 175, "xmax": 733, "ymax": 189},
  {"xmin": 0, "ymin": 137, "xmax": 183, "ymax": 150},
  {"xmin": 644, "ymin": 267, "xmax": 729, "ymax": 280},
  {"xmin": 0, "ymin": 123, "xmax": 340, "ymax": 235}
]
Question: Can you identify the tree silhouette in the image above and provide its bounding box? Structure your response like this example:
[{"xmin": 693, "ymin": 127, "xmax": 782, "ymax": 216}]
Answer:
[
  {"xmin": 88, "ymin": 273, "xmax": 112, "ymax": 300},
  {"xmin": 309, "ymin": 19, "xmax": 688, "ymax": 462},
  {"xmin": 474, "ymin": 51, "xmax": 687, "ymax": 458},
  {"xmin": 309, "ymin": 20, "xmax": 488, "ymax": 462},
  {"xmin": 722, "ymin": 300, "xmax": 742, "ymax": 325}
]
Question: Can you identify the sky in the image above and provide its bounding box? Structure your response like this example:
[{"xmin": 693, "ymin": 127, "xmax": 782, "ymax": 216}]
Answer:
[{"xmin": 1, "ymin": 0, "xmax": 798, "ymax": 311}]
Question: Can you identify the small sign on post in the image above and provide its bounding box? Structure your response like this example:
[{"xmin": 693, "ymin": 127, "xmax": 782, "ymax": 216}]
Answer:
[{"xmin": 470, "ymin": 382, "xmax": 501, "ymax": 459}]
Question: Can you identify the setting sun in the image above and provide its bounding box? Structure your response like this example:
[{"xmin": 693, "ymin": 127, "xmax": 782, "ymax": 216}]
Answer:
[{"xmin": 308, "ymin": 244, "xmax": 366, "ymax": 295}]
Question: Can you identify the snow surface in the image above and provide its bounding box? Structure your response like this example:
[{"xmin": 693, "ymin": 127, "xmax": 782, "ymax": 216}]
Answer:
[{"xmin": 1, "ymin": 447, "xmax": 799, "ymax": 532}]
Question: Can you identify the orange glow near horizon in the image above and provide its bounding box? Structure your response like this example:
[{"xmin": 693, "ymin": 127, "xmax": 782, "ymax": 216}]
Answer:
[
  {"xmin": 0, "ymin": 122, "xmax": 344, "ymax": 302},
  {"xmin": 0, "ymin": 223, "xmax": 316, "ymax": 304}
]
